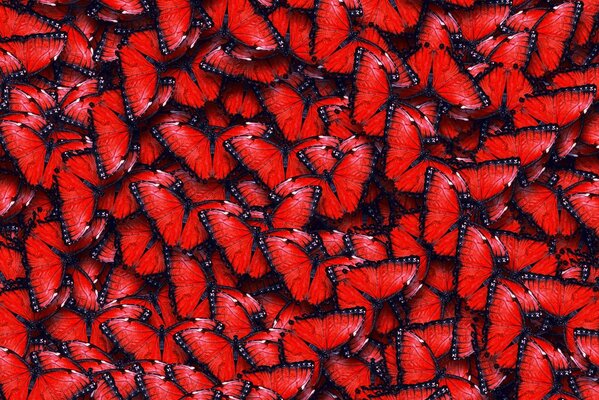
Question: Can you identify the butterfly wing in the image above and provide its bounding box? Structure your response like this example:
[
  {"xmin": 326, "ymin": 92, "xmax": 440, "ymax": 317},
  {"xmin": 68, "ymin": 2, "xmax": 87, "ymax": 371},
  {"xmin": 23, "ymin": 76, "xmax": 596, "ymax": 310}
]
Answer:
[
  {"xmin": 155, "ymin": 0, "xmax": 192, "ymax": 53},
  {"xmin": 269, "ymin": 186, "xmax": 320, "ymax": 229},
  {"xmin": 118, "ymin": 45, "xmax": 159, "ymax": 119},
  {"xmin": 201, "ymin": 210, "xmax": 269, "ymax": 277},
  {"xmin": 90, "ymin": 104, "xmax": 131, "ymax": 178}
]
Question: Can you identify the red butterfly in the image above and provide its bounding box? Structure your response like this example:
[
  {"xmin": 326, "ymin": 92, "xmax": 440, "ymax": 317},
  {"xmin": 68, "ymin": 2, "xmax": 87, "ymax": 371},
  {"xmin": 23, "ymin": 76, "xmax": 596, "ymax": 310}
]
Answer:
[
  {"xmin": 408, "ymin": 319, "xmax": 454, "ymax": 360},
  {"xmin": 55, "ymin": 151, "xmax": 104, "ymax": 244},
  {"xmin": 517, "ymin": 337, "xmax": 566, "ymax": 399},
  {"xmin": 274, "ymin": 136, "xmax": 376, "ymax": 219},
  {"xmin": 514, "ymin": 170, "xmax": 594, "ymax": 236},
  {"xmin": 228, "ymin": 178, "xmax": 271, "ymax": 208},
  {"xmin": 364, "ymin": 385, "xmax": 446, "ymax": 400},
  {"xmin": 202, "ymin": 0, "xmax": 283, "ymax": 50},
  {"xmin": 225, "ymin": 133, "xmax": 340, "ymax": 188},
  {"xmin": 0, "ymin": 349, "xmax": 94, "ymax": 400},
  {"xmin": 384, "ymin": 329, "xmax": 438, "ymax": 385},
  {"xmin": 505, "ymin": 2, "xmax": 581, "ymax": 77},
  {"xmin": 201, "ymin": 43, "xmax": 291, "ymax": 84},
  {"xmin": 571, "ymin": 376, "xmax": 599, "ymax": 400},
  {"xmin": 328, "ymin": 258, "xmax": 419, "ymax": 335},
  {"xmin": 154, "ymin": 122, "xmax": 269, "ymax": 180},
  {"xmin": 484, "ymin": 281, "xmax": 525, "ymax": 358},
  {"xmin": 553, "ymin": 65, "xmax": 599, "ymax": 101},
  {"xmin": 0, "ymin": 33, "xmax": 66, "ymax": 74},
  {"xmin": 474, "ymin": 125, "xmax": 557, "ymax": 169},
  {"xmin": 200, "ymin": 209, "xmax": 270, "ymax": 278},
  {"xmin": 452, "ymin": 2, "xmax": 511, "ymax": 42},
  {"xmin": 58, "ymin": 78, "xmax": 100, "ymax": 128},
  {"xmin": 117, "ymin": 43, "xmax": 176, "ymax": 120},
  {"xmin": 44, "ymin": 300, "xmax": 150, "ymax": 353},
  {"xmin": 94, "ymin": 0, "xmax": 146, "ymax": 15},
  {"xmin": 457, "ymin": 224, "xmax": 508, "ymax": 310},
  {"xmin": 0, "ymin": 303, "xmax": 31, "ymax": 357},
  {"xmin": 113, "ymin": 214, "xmax": 168, "ymax": 275},
  {"xmin": 175, "ymin": 289, "xmax": 265, "ymax": 381},
  {"xmin": 89, "ymin": 102, "xmax": 137, "ymax": 179},
  {"xmin": 155, "ymin": 0, "xmax": 194, "ymax": 54},
  {"xmin": 512, "ymin": 86, "xmax": 595, "ymax": 129},
  {"xmin": 421, "ymin": 168, "xmax": 465, "ymax": 257},
  {"xmin": 59, "ymin": 22, "xmax": 96, "ymax": 73},
  {"xmin": 312, "ymin": 0, "xmax": 408, "ymax": 75},
  {"xmin": 175, "ymin": 325, "xmax": 253, "ymax": 382},
  {"xmin": 241, "ymin": 363, "xmax": 314, "ymax": 400},
  {"xmin": 131, "ymin": 179, "xmax": 224, "ymax": 250},
  {"xmin": 269, "ymin": 6, "xmax": 313, "ymax": 64},
  {"xmin": 383, "ymin": 103, "xmax": 452, "ymax": 193},
  {"xmin": 0, "ymin": 119, "xmax": 87, "ymax": 189},
  {"xmin": 25, "ymin": 221, "xmax": 100, "ymax": 310},
  {"xmin": 574, "ymin": 329, "xmax": 599, "ymax": 368},
  {"xmin": 97, "ymin": 168, "xmax": 178, "ymax": 220},
  {"xmin": 521, "ymin": 273, "xmax": 595, "ymax": 319},
  {"xmin": 261, "ymin": 234, "xmax": 360, "ymax": 304},
  {"xmin": 265, "ymin": 186, "xmax": 321, "ymax": 230},
  {"xmin": 403, "ymin": 10, "xmax": 488, "ymax": 109},
  {"xmin": 470, "ymin": 32, "xmax": 535, "ymax": 118},
  {"xmin": 165, "ymin": 40, "xmax": 223, "ymax": 109},
  {"xmin": 289, "ymin": 308, "xmax": 365, "ymax": 353},
  {"xmin": 260, "ymin": 81, "xmax": 347, "ymax": 141},
  {"xmin": 164, "ymin": 364, "xmax": 215, "ymax": 393},
  {"xmin": 102, "ymin": 316, "xmax": 218, "ymax": 363},
  {"xmin": 563, "ymin": 180, "xmax": 599, "ymax": 237},
  {"xmin": 0, "ymin": 4, "xmax": 60, "ymax": 37},
  {"xmin": 168, "ymin": 249, "xmax": 210, "ymax": 319},
  {"xmin": 220, "ymin": 81, "xmax": 262, "ymax": 118},
  {"xmin": 352, "ymin": 50, "xmax": 421, "ymax": 137},
  {"xmin": 0, "ymin": 171, "xmax": 34, "ymax": 221},
  {"xmin": 344, "ymin": 233, "xmax": 390, "ymax": 262},
  {"xmin": 498, "ymin": 232, "xmax": 557, "ymax": 275},
  {"xmin": 566, "ymin": 302, "xmax": 599, "ymax": 370},
  {"xmin": 135, "ymin": 373, "xmax": 189, "ymax": 400},
  {"xmin": 458, "ymin": 160, "xmax": 519, "ymax": 204},
  {"xmin": 457, "ymin": 159, "xmax": 519, "ymax": 224},
  {"xmin": 357, "ymin": 0, "xmax": 423, "ymax": 35}
]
